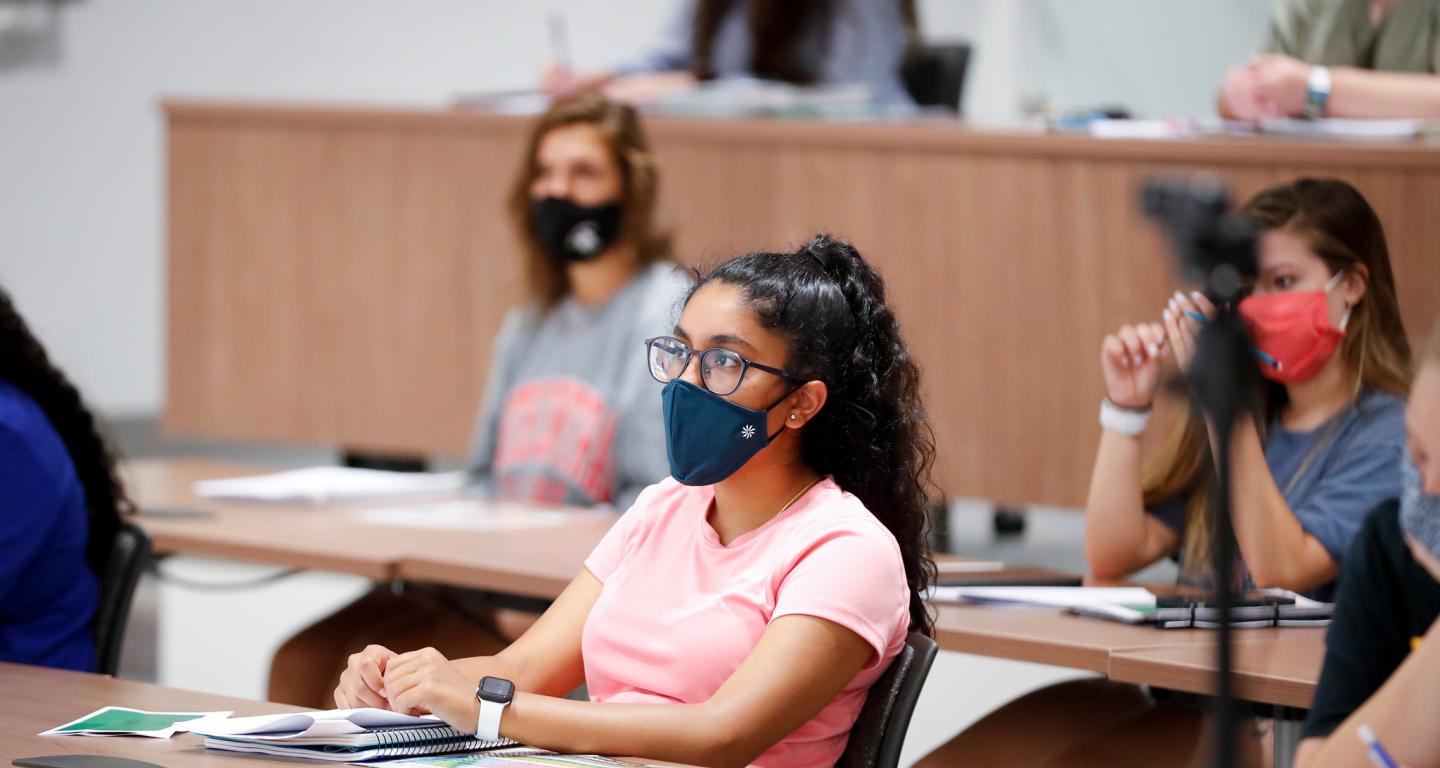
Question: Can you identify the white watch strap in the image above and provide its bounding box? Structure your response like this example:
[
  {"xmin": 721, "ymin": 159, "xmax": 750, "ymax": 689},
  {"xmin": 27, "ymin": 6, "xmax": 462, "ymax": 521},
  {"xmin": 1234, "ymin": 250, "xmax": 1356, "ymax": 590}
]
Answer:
[
  {"xmin": 1306, "ymin": 65, "xmax": 1332, "ymax": 118},
  {"xmin": 1099, "ymin": 398, "xmax": 1151, "ymax": 437},
  {"xmin": 476, "ymin": 698, "xmax": 508, "ymax": 740}
]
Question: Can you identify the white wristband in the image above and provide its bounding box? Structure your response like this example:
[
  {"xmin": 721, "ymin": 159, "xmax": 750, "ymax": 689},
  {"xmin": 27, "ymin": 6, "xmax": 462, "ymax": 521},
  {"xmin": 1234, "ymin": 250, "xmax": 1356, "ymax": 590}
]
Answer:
[
  {"xmin": 476, "ymin": 699, "xmax": 508, "ymax": 740},
  {"xmin": 1100, "ymin": 398, "xmax": 1151, "ymax": 436}
]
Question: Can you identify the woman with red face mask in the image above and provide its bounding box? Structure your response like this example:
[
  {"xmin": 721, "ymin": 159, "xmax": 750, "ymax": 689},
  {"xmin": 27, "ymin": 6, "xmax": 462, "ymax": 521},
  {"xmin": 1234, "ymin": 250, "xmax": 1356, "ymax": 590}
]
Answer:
[
  {"xmin": 914, "ymin": 178, "xmax": 1413, "ymax": 768},
  {"xmin": 1087, "ymin": 177, "xmax": 1411, "ymax": 600}
]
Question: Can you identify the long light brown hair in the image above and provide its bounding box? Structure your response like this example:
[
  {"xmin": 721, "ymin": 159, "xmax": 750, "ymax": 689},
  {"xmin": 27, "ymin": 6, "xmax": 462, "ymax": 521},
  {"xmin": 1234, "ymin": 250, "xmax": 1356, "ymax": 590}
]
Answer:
[
  {"xmin": 1143, "ymin": 178, "xmax": 1412, "ymax": 576},
  {"xmin": 506, "ymin": 94, "xmax": 671, "ymax": 309}
]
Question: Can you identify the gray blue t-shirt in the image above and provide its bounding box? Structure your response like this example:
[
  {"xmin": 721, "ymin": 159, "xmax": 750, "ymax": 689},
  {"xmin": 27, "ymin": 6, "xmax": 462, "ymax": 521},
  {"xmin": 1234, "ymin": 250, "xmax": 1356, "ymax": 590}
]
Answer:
[
  {"xmin": 465, "ymin": 262, "xmax": 691, "ymax": 511},
  {"xmin": 1148, "ymin": 388, "xmax": 1406, "ymax": 601}
]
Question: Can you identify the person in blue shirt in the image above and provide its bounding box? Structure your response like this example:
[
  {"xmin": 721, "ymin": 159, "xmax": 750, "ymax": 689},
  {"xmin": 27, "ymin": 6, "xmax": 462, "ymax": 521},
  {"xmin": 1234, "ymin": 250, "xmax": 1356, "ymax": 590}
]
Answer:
[
  {"xmin": 918, "ymin": 177, "xmax": 1414, "ymax": 766},
  {"xmin": 0, "ymin": 286, "xmax": 129, "ymax": 672}
]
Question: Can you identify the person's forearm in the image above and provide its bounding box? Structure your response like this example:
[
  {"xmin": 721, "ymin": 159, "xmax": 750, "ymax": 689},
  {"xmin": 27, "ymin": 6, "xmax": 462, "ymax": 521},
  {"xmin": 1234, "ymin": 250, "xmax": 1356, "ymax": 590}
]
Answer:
[
  {"xmin": 1328, "ymin": 67, "xmax": 1440, "ymax": 119},
  {"xmin": 1084, "ymin": 431, "xmax": 1153, "ymax": 577},
  {"xmin": 1299, "ymin": 619, "xmax": 1440, "ymax": 767},
  {"xmin": 1226, "ymin": 421, "xmax": 1335, "ymax": 589},
  {"xmin": 503, "ymin": 694, "xmax": 752, "ymax": 768}
]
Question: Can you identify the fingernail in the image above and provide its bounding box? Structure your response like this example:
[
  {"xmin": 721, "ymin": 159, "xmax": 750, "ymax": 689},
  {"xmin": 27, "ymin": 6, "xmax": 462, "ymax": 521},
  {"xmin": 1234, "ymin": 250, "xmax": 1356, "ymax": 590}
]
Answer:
[
  {"xmin": 1148, "ymin": 345, "xmax": 1159, "ymax": 357},
  {"xmin": 1173, "ymin": 291, "xmax": 1186, "ymax": 303},
  {"xmin": 1191, "ymin": 291, "xmax": 1205, "ymax": 301},
  {"xmin": 1163, "ymin": 307, "xmax": 1173, "ymax": 320}
]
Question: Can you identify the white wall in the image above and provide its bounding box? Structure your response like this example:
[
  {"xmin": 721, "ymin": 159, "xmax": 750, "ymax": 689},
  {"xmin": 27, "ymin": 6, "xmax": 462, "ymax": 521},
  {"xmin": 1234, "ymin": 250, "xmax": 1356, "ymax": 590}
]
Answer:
[
  {"xmin": 0, "ymin": 0, "xmax": 670, "ymax": 416},
  {"xmin": 0, "ymin": 0, "xmax": 1271, "ymax": 417}
]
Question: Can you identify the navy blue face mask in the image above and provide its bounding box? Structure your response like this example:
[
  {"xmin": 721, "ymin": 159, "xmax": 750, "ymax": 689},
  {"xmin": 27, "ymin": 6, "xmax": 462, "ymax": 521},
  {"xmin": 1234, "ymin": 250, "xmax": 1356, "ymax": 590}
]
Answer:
[{"xmin": 661, "ymin": 379, "xmax": 792, "ymax": 486}]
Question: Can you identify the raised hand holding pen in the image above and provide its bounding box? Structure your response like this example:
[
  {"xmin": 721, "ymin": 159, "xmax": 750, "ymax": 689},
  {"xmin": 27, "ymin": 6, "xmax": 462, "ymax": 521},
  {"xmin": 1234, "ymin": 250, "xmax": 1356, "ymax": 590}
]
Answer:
[{"xmin": 1162, "ymin": 290, "xmax": 1217, "ymax": 371}]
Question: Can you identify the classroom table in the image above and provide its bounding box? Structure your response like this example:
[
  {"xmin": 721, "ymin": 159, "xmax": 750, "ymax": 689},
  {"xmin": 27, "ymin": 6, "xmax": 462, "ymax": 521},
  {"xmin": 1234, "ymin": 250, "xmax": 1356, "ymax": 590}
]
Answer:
[
  {"xmin": 161, "ymin": 101, "xmax": 1440, "ymax": 510},
  {"xmin": 0, "ymin": 662, "xmax": 686, "ymax": 768},
  {"xmin": 128, "ymin": 459, "xmax": 1316, "ymax": 693},
  {"xmin": 126, "ymin": 457, "xmax": 1324, "ymax": 766},
  {"xmin": 2, "ymin": 660, "xmax": 310, "ymax": 767},
  {"xmin": 125, "ymin": 458, "xmax": 1081, "ymax": 600},
  {"xmin": 1108, "ymin": 630, "xmax": 1326, "ymax": 710},
  {"xmin": 125, "ymin": 458, "xmax": 614, "ymax": 601},
  {"xmin": 933, "ymin": 603, "xmax": 1323, "ymax": 708}
]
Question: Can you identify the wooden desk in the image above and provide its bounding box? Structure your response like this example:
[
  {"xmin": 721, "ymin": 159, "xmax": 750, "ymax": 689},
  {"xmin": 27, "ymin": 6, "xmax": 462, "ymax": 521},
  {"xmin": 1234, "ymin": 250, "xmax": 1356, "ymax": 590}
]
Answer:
[
  {"xmin": 126, "ymin": 458, "xmax": 1081, "ymax": 601},
  {"xmin": 1108, "ymin": 630, "xmax": 1327, "ymax": 709},
  {"xmin": 163, "ymin": 102, "xmax": 1440, "ymax": 508},
  {"xmin": 932, "ymin": 604, "xmax": 1212, "ymax": 673},
  {"xmin": 933, "ymin": 602, "xmax": 1325, "ymax": 712},
  {"xmin": 2, "ymin": 661, "xmax": 309, "ymax": 767},
  {"xmin": 124, "ymin": 458, "xmax": 404, "ymax": 579},
  {"xmin": 126, "ymin": 458, "xmax": 615, "ymax": 600},
  {"xmin": 1, "ymin": 663, "xmax": 688, "ymax": 767}
]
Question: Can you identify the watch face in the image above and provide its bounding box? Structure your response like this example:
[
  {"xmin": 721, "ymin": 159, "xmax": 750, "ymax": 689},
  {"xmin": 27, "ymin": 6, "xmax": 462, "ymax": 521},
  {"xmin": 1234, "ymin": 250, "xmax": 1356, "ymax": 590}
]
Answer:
[{"xmin": 478, "ymin": 676, "xmax": 515, "ymax": 703}]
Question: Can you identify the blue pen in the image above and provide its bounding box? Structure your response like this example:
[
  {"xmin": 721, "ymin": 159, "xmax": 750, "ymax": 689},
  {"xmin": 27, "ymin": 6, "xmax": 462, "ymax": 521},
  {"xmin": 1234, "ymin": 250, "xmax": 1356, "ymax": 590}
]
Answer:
[
  {"xmin": 1358, "ymin": 725, "xmax": 1400, "ymax": 768},
  {"xmin": 1179, "ymin": 306, "xmax": 1283, "ymax": 371},
  {"xmin": 1251, "ymin": 346, "xmax": 1283, "ymax": 372}
]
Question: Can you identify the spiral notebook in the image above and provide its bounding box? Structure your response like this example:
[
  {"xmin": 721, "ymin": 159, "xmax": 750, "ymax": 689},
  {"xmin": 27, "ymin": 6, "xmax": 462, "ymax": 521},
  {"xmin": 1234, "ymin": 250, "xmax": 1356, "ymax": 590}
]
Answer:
[
  {"xmin": 1067, "ymin": 591, "xmax": 1332, "ymax": 629},
  {"xmin": 193, "ymin": 708, "xmax": 528, "ymax": 763}
]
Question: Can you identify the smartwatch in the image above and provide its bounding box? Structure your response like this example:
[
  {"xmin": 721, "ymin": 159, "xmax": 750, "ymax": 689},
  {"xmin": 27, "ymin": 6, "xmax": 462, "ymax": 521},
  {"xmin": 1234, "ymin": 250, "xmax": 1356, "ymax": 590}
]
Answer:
[
  {"xmin": 1306, "ymin": 65, "xmax": 1332, "ymax": 119},
  {"xmin": 474, "ymin": 676, "xmax": 514, "ymax": 740}
]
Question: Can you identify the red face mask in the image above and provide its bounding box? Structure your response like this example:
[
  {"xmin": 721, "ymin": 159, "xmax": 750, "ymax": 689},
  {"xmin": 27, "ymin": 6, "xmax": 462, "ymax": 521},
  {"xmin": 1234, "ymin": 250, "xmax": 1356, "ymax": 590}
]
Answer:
[{"xmin": 1238, "ymin": 270, "xmax": 1349, "ymax": 384}]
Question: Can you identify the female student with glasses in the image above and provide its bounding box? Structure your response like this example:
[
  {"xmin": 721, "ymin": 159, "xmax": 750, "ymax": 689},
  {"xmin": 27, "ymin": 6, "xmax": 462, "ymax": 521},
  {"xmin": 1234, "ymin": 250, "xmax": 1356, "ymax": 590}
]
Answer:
[
  {"xmin": 269, "ymin": 93, "xmax": 689, "ymax": 708},
  {"xmin": 335, "ymin": 234, "xmax": 936, "ymax": 767}
]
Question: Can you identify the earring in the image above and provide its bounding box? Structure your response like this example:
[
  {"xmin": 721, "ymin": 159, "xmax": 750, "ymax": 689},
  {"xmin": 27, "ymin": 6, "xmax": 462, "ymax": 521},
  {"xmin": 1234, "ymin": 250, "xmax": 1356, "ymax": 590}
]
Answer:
[{"xmin": 789, "ymin": 413, "xmax": 798, "ymax": 421}]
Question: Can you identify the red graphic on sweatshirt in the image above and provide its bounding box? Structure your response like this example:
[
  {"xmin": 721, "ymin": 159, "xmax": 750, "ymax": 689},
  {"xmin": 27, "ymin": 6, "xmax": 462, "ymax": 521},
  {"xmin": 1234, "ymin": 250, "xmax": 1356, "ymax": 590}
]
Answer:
[{"xmin": 492, "ymin": 378, "xmax": 618, "ymax": 504}]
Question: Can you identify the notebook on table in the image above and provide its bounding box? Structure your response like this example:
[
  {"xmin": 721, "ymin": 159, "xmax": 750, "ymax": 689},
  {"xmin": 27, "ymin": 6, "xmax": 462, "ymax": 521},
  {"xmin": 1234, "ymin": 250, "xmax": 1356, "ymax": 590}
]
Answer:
[
  {"xmin": 929, "ymin": 586, "xmax": 1332, "ymax": 629},
  {"xmin": 1067, "ymin": 591, "xmax": 1332, "ymax": 629},
  {"xmin": 191, "ymin": 708, "xmax": 532, "ymax": 763}
]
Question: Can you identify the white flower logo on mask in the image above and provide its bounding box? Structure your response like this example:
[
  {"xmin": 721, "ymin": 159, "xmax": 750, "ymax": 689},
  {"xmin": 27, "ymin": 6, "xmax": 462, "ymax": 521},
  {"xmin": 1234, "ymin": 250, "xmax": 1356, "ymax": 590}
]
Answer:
[{"xmin": 741, "ymin": 424, "xmax": 756, "ymax": 439}]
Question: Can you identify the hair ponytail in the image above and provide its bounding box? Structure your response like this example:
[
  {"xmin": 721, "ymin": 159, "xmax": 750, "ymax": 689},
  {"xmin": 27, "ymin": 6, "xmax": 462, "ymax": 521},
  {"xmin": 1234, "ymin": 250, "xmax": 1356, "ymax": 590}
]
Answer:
[{"xmin": 692, "ymin": 234, "xmax": 938, "ymax": 634}]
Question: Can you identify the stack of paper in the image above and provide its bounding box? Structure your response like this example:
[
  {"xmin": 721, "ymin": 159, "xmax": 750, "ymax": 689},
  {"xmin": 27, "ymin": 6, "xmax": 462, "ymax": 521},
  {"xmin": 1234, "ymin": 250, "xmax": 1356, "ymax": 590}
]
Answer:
[
  {"xmin": 193, "ymin": 467, "xmax": 467, "ymax": 504},
  {"xmin": 1258, "ymin": 117, "xmax": 1435, "ymax": 140},
  {"xmin": 193, "ymin": 708, "xmax": 526, "ymax": 762},
  {"xmin": 928, "ymin": 586, "xmax": 1157, "ymax": 608}
]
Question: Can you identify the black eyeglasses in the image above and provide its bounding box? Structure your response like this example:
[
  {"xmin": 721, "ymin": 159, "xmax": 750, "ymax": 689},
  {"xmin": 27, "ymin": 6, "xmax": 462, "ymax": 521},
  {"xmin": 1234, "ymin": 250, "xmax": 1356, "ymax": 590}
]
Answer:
[{"xmin": 644, "ymin": 336, "xmax": 801, "ymax": 396}]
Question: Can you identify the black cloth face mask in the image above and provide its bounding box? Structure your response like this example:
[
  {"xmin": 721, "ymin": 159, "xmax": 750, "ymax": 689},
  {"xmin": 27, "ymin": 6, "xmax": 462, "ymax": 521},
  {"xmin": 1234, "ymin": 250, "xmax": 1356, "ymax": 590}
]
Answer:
[{"xmin": 531, "ymin": 196, "xmax": 624, "ymax": 263}]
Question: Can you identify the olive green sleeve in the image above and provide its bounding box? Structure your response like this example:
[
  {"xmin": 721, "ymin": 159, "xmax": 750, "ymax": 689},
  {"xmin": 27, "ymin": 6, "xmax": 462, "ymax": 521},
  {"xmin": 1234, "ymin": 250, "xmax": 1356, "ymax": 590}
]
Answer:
[{"xmin": 1263, "ymin": 0, "xmax": 1309, "ymax": 56}]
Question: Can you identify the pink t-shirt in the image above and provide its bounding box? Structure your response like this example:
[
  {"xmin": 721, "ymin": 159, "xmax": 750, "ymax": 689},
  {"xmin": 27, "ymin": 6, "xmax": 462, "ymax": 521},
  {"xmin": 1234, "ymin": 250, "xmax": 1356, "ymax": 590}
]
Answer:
[{"xmin": 581, "ymin": 476, "xmax": 910, "ymax": 768}]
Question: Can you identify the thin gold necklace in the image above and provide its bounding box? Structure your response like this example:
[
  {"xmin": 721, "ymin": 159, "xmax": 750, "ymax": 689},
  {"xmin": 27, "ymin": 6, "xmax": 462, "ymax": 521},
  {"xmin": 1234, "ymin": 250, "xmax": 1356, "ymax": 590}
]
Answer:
[{"xmin": 777, "ymin": 475, "xmax": 824, "ymax": 516}]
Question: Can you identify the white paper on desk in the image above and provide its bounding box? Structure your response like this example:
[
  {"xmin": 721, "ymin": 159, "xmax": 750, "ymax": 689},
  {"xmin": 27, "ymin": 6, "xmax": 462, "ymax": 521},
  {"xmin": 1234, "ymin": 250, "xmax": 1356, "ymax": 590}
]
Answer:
[
  {"xmin": 929, "ymin": 586, "xmax": 1157, "ymax": 608},
  {"xmin": 193, "ymin": 708, "xmax": 443, "ymax": 739},
  {"xmin": 1087, "ymin": 118, "xmax": 1234, "ymax": 139},
  {"xmin": 1259, "ymin": 117, "xmax": 1432, "ymax": 140},
  {"xmin": 193, "ymin": 467, "xmax": 466, "ymax": 504},
  {"xmin": 354, "ymin": 502, "xmax": 581, "ymax": 531}
]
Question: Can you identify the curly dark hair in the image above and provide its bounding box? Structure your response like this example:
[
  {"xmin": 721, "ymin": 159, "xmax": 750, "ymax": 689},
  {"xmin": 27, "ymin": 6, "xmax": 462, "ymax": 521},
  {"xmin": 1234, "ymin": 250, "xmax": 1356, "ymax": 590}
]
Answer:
[
  {"xmin": 689, "ymin": 234, "xmax": 937, "ymax": 634},
  {"xmin": 0, "ymin": 287, "xmax": 129, "ymax": 575}
]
